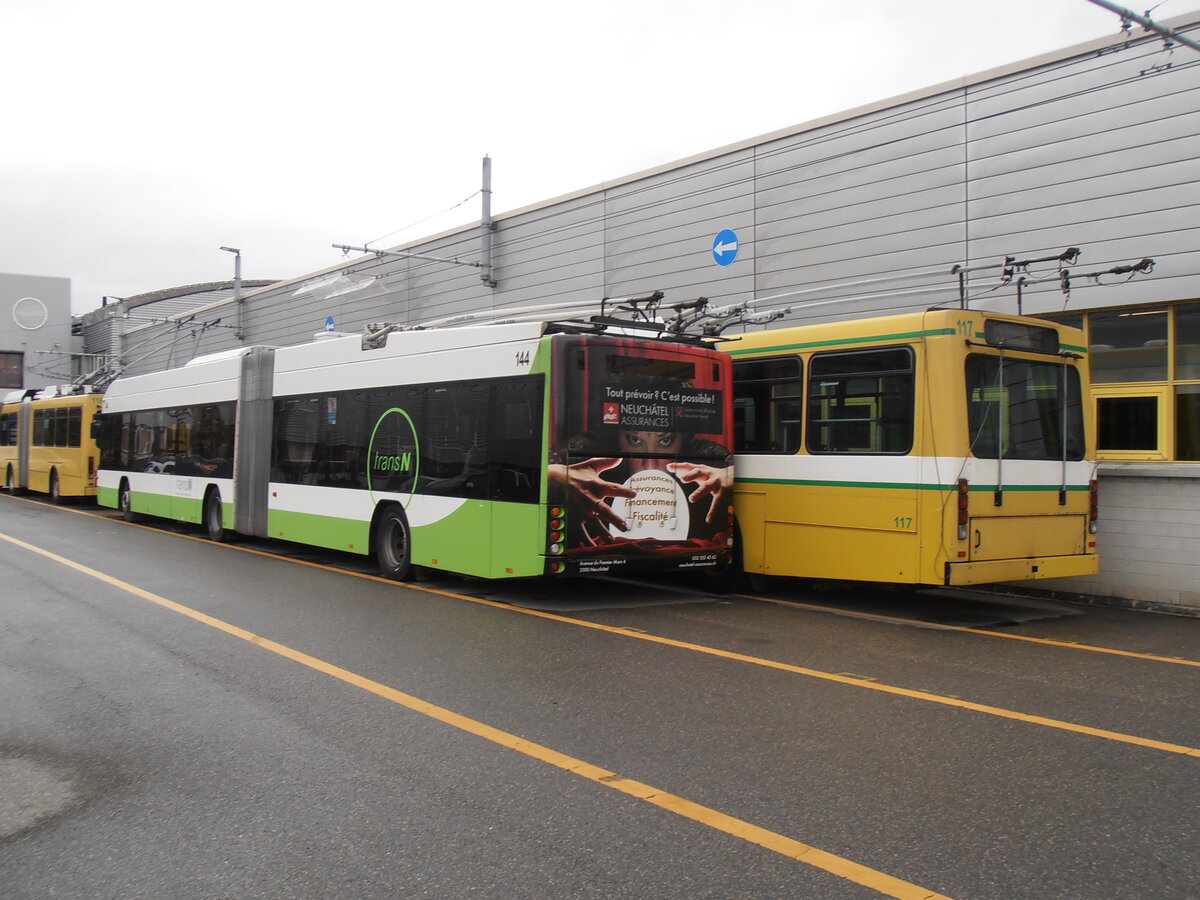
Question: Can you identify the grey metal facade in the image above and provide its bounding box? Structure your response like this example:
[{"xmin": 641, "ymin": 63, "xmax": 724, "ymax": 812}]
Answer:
[
  {"xmin": 80, "ymin": 15, "xmax": 1200, "ymax": 611},
  {"xmin": 99, "ymin": 15, "xmax": 1200, "ymax": 375}
]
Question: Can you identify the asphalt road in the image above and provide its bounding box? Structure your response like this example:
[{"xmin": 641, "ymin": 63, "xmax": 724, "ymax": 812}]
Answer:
[{"xmin": 1, "ymin": 494, "xmax": 1197, "ymax": 899}]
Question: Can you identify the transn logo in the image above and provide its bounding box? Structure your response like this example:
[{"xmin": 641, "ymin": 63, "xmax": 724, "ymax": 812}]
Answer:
[{"xmin": 372, "ymin": 451, "xmax": 413, "ymax": 473}]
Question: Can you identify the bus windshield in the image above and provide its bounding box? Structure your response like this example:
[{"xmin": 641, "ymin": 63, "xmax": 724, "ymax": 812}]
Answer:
[{"xmin": 966, "ymin": 355, "xmax": 1085, "ymax": 461}]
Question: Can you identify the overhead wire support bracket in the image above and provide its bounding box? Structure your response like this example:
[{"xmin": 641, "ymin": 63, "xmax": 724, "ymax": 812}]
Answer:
[
  {"xmin": 1013, "ymin": 256, "xmax": 1154, "ymax": 314},
  {"xmin": 1083, "ymin": 0, "xmax": 1200, "ymax": 53},
  {"xmin": 332, "ymin": 242, "xmax": 485, "ymax": 271}
]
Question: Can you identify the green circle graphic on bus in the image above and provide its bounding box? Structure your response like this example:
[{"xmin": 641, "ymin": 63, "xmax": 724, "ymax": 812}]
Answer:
[{"xmin": 367, "ymin": 407, "xmax": 420, "ymax": 508}]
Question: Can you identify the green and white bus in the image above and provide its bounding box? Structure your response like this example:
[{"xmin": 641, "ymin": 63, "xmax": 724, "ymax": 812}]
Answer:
[{"xmin": 95, "ymin": 322, "xmax": 734, "ymax": 580}]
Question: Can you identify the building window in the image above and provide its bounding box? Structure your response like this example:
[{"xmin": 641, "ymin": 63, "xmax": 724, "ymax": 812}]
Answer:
[
  {"xmin": 1098, "ymin": 395, "xmax": 1159, "ymax": 452},
  {"xmin": 0, "ymin": 352, "xmax": 22, "ymax": 388},
  {"xmin": 1041, "ymin": 302, "xmax": 1200, "ymax": 462},
  {"xmin": 1089, "ymin": 308, "xmax": 1167, "ymax": 383},
  {"xmin": 1177, "ymin": 385, "xmax": 1200, "ymax": 461},
  {"xmin": 1174, "ymin": 302, "xmax": 1200, "ymax": 381}
]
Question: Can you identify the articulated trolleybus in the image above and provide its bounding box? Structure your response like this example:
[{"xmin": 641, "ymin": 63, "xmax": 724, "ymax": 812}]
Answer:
[
  {"xmin": 95, "ymin": 321, "xmax": 734, "ymax": 580},
  {"xmin": 2, "ymin": 387, "xmax": 104, "ymax": 501},
  {"xmin": 725, "ymin": 308, "xmax": 1097, "ymax": 586}
]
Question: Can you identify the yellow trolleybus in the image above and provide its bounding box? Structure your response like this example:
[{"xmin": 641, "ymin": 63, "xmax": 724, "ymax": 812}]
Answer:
[
  {"xmin": 1, "ymin": 388, "xmax": 104, "ymax": 502},
  {"xmin": 724, "ymin": 308, "xmax": 1097, "ymax": 587}
]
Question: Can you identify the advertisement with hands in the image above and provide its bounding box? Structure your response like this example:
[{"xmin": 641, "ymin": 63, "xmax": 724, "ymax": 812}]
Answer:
[{"xmin": 550, "ymin": 337, "xmax": 734, "ymax": 575}]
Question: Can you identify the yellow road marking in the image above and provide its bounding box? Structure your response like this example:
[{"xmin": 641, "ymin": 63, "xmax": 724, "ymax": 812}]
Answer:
[
  {"xmin": 750, "ymin": 594, "xmax": 1200, "ymax": 669},
  {"xmin": 10, "ymin": 499, "xmax": 1200, "ymax": 757},
  {"xmin": 0, "ymin": 531, "xmax": 951, "ymax": 900},
  {"xmin": 28, "ymin": 496, "xmax": 1200, "ymax": 669}
]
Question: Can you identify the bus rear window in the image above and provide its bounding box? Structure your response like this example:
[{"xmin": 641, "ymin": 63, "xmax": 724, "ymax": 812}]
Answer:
[
  {"xmin": 966, "ymin": 356, "xmax": 1084, "ymax": 460},
  {"xmin": 563, "ymin": 343, "xmax": 727, "ymax": 458},
  {"xmin": 603, "ymin": 354, "xmax": 696, "ymax": 381}
]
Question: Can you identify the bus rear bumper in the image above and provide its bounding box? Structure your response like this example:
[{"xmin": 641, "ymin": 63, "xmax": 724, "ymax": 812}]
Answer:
[{"xmin": 946, "ymin": 554, "xmax": 1099, "ymax": 586}]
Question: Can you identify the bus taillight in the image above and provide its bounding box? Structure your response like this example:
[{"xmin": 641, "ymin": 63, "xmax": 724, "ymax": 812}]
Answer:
[
  {"xmin": 1089, "ymin": 479, "xmax": 1099, "ymax": 534},
  {"xmin": 548, "ymin": 506, "xmax": 566, "ymax": 567},
  {"xmin": 957, "ymin": 478, "xmax": 969, "ymax": 540}
]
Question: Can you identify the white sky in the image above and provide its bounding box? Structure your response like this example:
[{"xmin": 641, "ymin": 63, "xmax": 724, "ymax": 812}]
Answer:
[{"xmin": 3, "ymin": 0, "xmax": 1199, "ymax": 313}]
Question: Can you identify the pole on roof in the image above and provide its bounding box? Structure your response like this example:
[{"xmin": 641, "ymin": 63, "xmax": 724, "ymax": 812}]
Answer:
[
  {"xmin": 481, "ymin": 156, "xmax": 497, "ymax": 289},
  {"xmin": 220, "ymin": 246, "xmax": 243, "ymax": 340}
]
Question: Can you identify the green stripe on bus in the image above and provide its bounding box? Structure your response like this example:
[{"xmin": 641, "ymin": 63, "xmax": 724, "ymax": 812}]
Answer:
[
  {"xmin": 268, "ymin": 501, "xmax": 546, "ymax": 578},
  {"xmin": 727, "ymin": 330, "xmax": 1087, "ymax": 357},
  {"xmin": 734, "ymin": 477, "xmax": 1089, "ymax": 492}
]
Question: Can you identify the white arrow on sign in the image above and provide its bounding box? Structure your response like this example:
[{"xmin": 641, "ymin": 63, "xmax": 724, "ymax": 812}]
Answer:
[{"xmin": 714, "ymin": 239, "xmax": 738, "ymax": 256}]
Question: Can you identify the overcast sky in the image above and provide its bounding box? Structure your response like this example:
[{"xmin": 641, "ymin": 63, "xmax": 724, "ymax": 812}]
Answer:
[{"xmin": 3, "ymin": 0, "xmax": 1199, "ymax": 314}]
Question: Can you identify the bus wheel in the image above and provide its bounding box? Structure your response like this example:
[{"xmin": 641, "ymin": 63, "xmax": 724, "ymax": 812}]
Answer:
[
  {"xmin": 119, "ymin": 480, "xmax": 137, "ymax": 522},
  {"xmin": 4, "ymin": 466, "xmax": 14, "ymax": 495},
  {"xmin": 204, "ymin": 489, "xmax": 226, "ymax": 542},
  {"xmin": 375, "ymin": 506, "xmax": 413, "ymax": 581},
  {"xmin": 703, "ymin": 518, "xmax": 745, "ymax": 595},
  {"xmin": 49, "ymin": 470, "xmax": 62, "ymax": 504}
]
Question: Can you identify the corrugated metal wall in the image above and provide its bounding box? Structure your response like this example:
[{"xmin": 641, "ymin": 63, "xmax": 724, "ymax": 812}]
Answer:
[{"xmin": 100, "ymin": 17, "xmax": 1200, "ymax": 374}]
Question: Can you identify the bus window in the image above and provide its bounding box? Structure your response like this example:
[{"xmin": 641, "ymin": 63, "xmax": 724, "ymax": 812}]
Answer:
[
  {"xmin": 67, "ymin": 407, "xmax": 82, "ymax": 447},
  {"xmin": 807, "ymin": 348, "xmax": 914, "ymax": 454},
  {"xmin": 488, "ymin": 376, "xmax": 544, "ymax": 503},
  {"xmin": 732, "ymin": 357, "xmax": 803, "ymax": 453},
  {"xmin": 967, "ymin": 356, "xmax": 1084, "ymax": 460}
]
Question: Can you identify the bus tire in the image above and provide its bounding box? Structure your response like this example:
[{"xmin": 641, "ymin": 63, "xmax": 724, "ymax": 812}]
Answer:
[
  {"xmin": 4, "ymin": 465, "xmax": 15, "ymax": 495},
  {"xmin": 119, "ymin": 480, "xmax": 137, "ymax": 522},
  {"xmin": 703, "ymin": 517, "xmax": 745, "ymax": 595},
  {"xmin": 48, "ymin": 470, "xmax": 62, "ymax": 504},
  {"xmin": 204, "ymin": 488, "xmax": 227, "ymax": 542},
  {"xmin": 374, "ymin": 505, "xmax": 413, "ymax": 581}
]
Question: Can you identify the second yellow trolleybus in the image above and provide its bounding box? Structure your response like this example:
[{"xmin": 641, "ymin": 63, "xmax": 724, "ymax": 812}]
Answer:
[{"xmin": 724, "ymin": 308, "xmax": 1098, "ymax": 587}]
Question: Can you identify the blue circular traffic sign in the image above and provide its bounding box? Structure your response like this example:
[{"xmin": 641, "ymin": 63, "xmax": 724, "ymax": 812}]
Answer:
[{"xmin": 712, "ymin": 229, "xmax": 739, "ymax": 266}]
